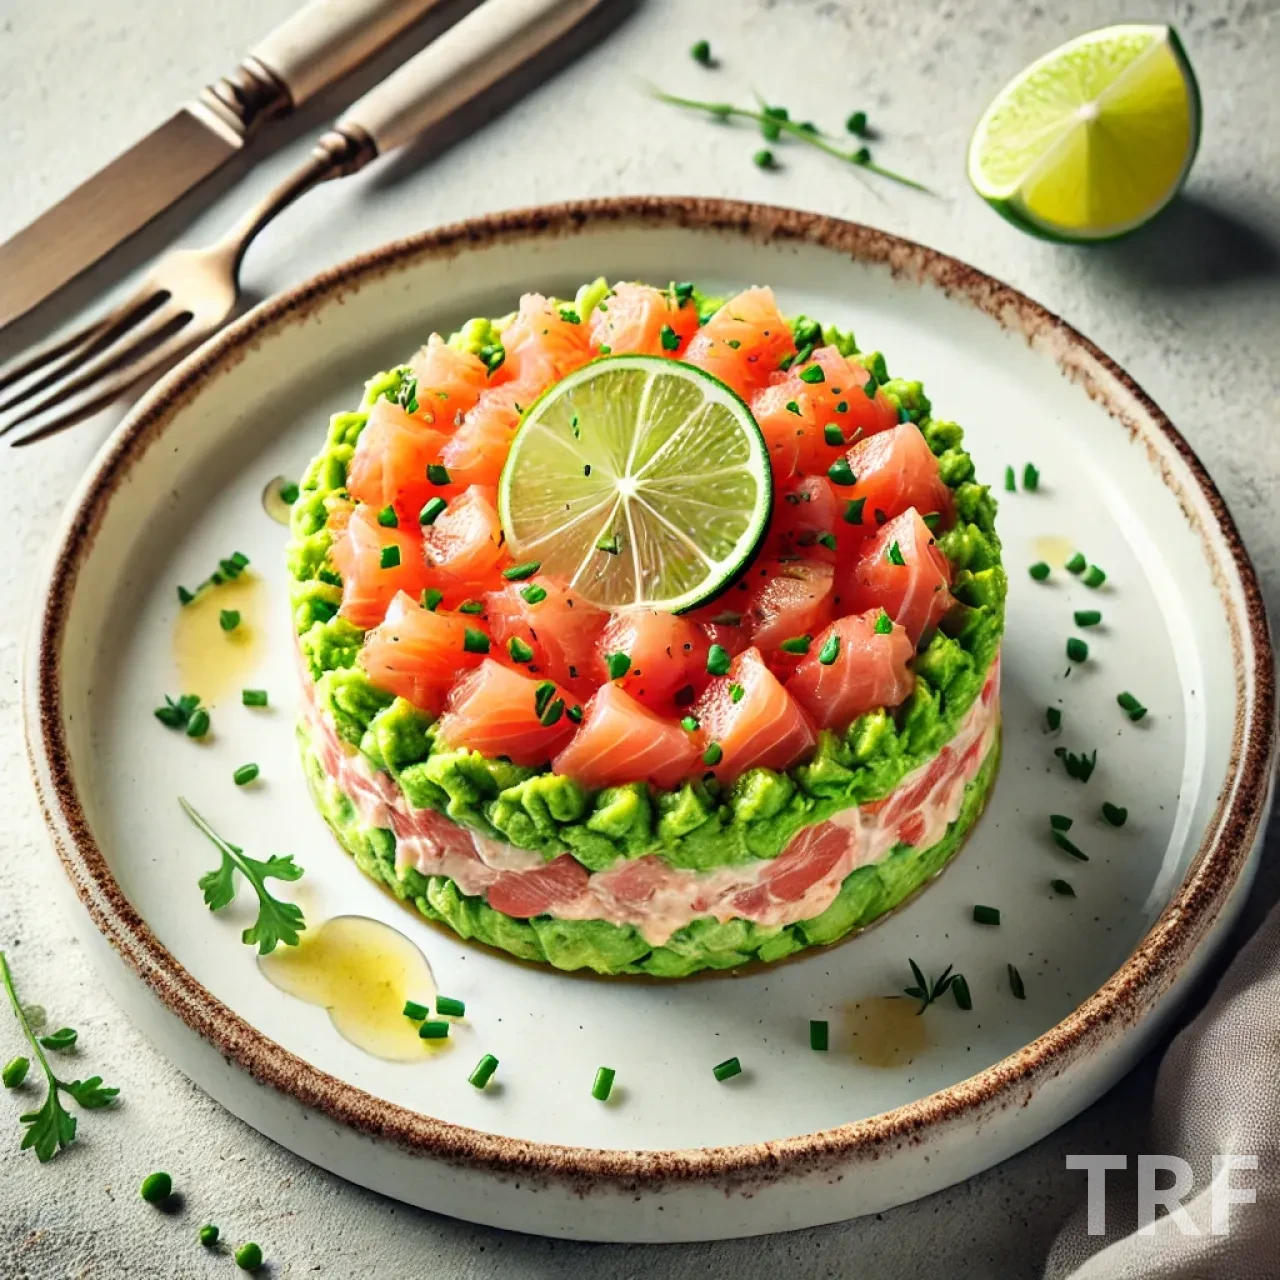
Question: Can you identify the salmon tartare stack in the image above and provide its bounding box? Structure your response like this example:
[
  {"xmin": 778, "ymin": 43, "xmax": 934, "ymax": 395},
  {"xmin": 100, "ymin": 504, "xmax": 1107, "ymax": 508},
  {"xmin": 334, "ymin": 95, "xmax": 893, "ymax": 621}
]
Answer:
[{"xmin": 287, "ymin": 280, "xmax": 1006, "ymax": 976}]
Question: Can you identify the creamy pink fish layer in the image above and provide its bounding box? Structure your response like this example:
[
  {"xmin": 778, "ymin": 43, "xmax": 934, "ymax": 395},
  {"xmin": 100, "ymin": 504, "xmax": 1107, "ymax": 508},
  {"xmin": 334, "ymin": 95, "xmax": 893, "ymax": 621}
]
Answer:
[{"xmin": 304, "ymin": 657, "xmax": 999, "ymax": 947}]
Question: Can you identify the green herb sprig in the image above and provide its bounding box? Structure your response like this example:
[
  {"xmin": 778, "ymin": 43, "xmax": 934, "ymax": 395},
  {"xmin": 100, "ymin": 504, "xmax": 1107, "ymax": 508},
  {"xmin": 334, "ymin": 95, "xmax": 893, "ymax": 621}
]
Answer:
[
  {"xmin": 181, "ymin": 799, "xmax": 305, "ymax": 954},
  {"xmin": 650, "ymin": 89, "xmax": 931, "ymax": 192},
  {"xmin": 1, "ymin": 951, "xmax": 119, "ymax": 1162},
  {"xmin": 903, "ymin": 958, "xmax": 965, "ymax": 1015},
  {"xmin": 177, "ymin": 551, "xmax": 249, "ymax": 606}
]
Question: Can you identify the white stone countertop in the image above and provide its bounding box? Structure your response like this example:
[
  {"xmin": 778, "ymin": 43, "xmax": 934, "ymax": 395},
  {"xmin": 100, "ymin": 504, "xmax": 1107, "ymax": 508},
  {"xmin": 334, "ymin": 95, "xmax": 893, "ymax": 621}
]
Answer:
[{"xmin": 1, "ymin": 0, "xmax": 1278, "ymax": 1275}]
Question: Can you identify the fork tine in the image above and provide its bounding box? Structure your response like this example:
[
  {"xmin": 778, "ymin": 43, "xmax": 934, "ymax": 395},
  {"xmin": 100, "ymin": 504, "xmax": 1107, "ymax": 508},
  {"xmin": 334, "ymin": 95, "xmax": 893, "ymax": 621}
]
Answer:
[
  {"xmin": 7, "ymin": 327, "xmax": 200, "ymax": 447},
  {"xmin": 0, "ymin": 302, "xmax": 192, "ymax": 437},
  {"xmin": 0, "ymin": 290, "xmax": 169, "ymax": 413}
]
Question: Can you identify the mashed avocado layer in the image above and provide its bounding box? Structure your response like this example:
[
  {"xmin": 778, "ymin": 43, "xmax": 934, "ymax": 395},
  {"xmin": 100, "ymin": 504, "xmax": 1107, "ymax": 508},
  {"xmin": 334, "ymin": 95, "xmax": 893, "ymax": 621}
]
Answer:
[
  {"xmin": 299, "ymin": 714, "xmax": 1000, "ymax": 976},
  {"xmin": 286, "ymin": 288, "xmax": 1006, "ymax": 877}
]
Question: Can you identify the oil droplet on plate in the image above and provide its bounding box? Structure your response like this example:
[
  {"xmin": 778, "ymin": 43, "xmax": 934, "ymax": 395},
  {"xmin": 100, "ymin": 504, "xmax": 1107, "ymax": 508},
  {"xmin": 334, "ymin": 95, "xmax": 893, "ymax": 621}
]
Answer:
[
  {"xmin": 1032, "ymin": 535, "xmax": 1076, "ymax": 569},
  {"xmin": 259, "ymin": 916, "xmax": 446, "ymax": 1062},
  {"xmin": 844, "ymin": 996, "xmax": 929, "ymax": 1068},
  {"xmin": 173, "ymin": 573, "xmax": 267, "ymax": 705},
  {"xmin": 262, "ymin": 476, "xmax": 295, "ymax": 526}
]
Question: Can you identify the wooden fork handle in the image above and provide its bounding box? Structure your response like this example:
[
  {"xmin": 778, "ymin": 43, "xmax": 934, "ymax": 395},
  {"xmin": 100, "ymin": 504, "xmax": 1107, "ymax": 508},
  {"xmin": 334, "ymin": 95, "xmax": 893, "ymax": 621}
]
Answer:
[
  {"xmin": 250, "ymin": 0, "xmax": 446, "ymax": 108},
  {"xmin": 335, "ymin": 0, "xmax": 606, "ymax": 154}
]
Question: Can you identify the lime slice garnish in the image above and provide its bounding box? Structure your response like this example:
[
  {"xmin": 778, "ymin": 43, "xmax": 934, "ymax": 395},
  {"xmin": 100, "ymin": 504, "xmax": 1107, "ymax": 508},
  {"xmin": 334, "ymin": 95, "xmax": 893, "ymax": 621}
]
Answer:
[
  {"xmin": 498, "ymin": 355, "xmax": 771, "ymax": 613},
  {"xmin": 968, "ymin": 24, "xmax": 1200, "ymax": 241}
]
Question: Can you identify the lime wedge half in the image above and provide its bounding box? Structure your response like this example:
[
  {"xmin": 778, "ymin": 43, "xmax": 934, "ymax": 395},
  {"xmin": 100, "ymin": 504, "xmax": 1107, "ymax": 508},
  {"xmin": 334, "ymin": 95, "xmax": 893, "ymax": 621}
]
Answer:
[
  {"xmin": 498, "ymin": 355, "xmax": 771, "ymax": 613},
  {"xmin": 968, "ymin": 24, "xmax": 1200, "ymax": 241}
]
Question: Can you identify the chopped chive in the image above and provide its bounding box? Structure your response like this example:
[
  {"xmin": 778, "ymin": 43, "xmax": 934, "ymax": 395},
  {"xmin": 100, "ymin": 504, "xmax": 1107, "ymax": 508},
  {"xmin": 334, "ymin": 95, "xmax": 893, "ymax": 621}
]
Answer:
[
  {"xmin": 703, "ymin": 742, "xmax": 723, "ymax": 766},
  {"xmin": 598, "ymin": 345, "xmax": 611, "ymax": 355},
  {"xmin": 729, "ymin": 682, "xmax": 745, "ymax": 703},
  {"xmin": 1046, "ymin": 707, "xmax": 1062, "ymax": 731},
  {"xmin": 712, "ymin": 1056, "xmax": 742, "ymax": 1082},
  {"xmin": 539, "ymin": 697, "xmax": 565, "ymax": 727},
  {"xmin": 1066, "ymin": 637, "xmax": 1088, "ymax": 663},
  {"xmin": 419, "ymin": 1020, "xmax": 450, "ymax": 1040},
  {"xmin": 419, "ymin": 497, "xmax": 447, "ymax": 525},
  {"xmin": 463, "ymin": 628, "xmax": 489, "ymax": 654},
  {"xmin": 241, "ymin": 689, "xmax": 268, "ymax": 707},
  {"xmin": 780, "ymin": 635, "xmax": 811, "ymax": 655},
  {"xmin": 951, "ymin": 974, "xmax": 973, "ymax": 1010},
  {"xmin": 818, "ymin": 633, "xmax": 841, "ymax": 665},
  {"xmin": 559, "ymin": 307, "xmax": 581, "ymax": 325},
  {"xmin": 219, "ymin": 609, "xmax": 241, "ymax": 632},
  {"xmin": 921, "ymin": 511, "xmax": 942, "ymax": 532},
  {"xmin": 809, "ymin": 1020, "xmax": 829, "ymax": 1051},
  {"xmin": 502, "ymin": 560, "xmax": 541, "ymax": 581},
  {"xmin": 1083, "ymin": 565, "xmax": 1107, "ymax": 589},
  {"xmin": 827, "ymin": 459, "xmax": 855, "ymax": 486},
  {"xmin": 596, "ymin": 533, "xmax": 621, "ymax": 555},
  {"xmin": 567, "ymin": 704, "xmax": 584, "ymax": 724},
  {"xmin": 1052, "ymin": 829, "xmax": 1089, "ymax": 860},
  {"xmin": 186, "ymin": 708, "xmax": 210, "ymax": 739},
  {"xmin": 972, "ymin": 904, "xmax": 1001, "ymax": 926},
  {"xmin": 1007, "ymin": 964, "xmax": 1026, "ymax": 1000},
  {"xmin": 680, "ymin": 715, "xmax": 699, "ymax": 732},
  {"xmin": 706, "ymin": 644, "xmax": 731, "ymax": 676},
  {"xmin": 507, "ymin": 636, "xmax": 534, "ymax": 663},
  {"xmin": 1101, "ymin": 802, "xmax": 1128, "ymax": 828},
  {"xmin": 874, "ymin": 609, "xmax": 893, "ymax": 635},
  {"xmin": 177, "ymin": 585, "xmax": 194, "ymax": 605},
  {"xmin": 1054, "ymin": 746, "xmax": 1097, "ymax": 782},
  {"xmin": 823, "ymin": 424, "xmax": 844, "ymax": 446},
  {"xmin": 279, "ymin": 481, "xmax": 300, "ymax": 505},
  {"xmin": 458, "ymin": 599, "xmax": 485, "ymax": 614},
  {"xmin": 469, "ymin": 1054, "xmax": 499, "ymax": 1088},
  {"xmin": 816, "ymin": 531, "xmax": 838, "ymax": 551},
  {"xmin": 1029, "ymin": 561, "xmax": 1051, "ymax": 581},
  {"xmin": 672, "ymin": 281, "xmax": 694, "ymax": 305},
  {"xmin": 606, "ymin": 651, "xmax": 631, "ymax": 680},
  {"xmin": 690, "ymin": 38, "xmax": 712, "ymax": 64},
  {"xmin": 859, "ymin": 377, "xmax": 875, "ymax": 399},
  {"xmin": 1049, "ymin": 814, "xmax": 1073, "ymax": 831},
  {"xmin": 753, "ymin": 148, "xmax": 777, "ymax": 169},
  {"xmin": 592, "ymin": 1067, "xmax": 616, "ymax": 1101},
  {"xmin": 1066, "ymin": 552, "xmax": 1087, "ymax": 574},
  {"xmin": 402, "ymin": 1000, "xmax": 429, "ymax": 1021},
  {"xmin": 784, "ymin": 399, "xmax": 801, "ymax": 416},
  {"xmin": 660, "ymin": 324, "xmax": 680, "ymax": 351},
  {"xmin": 886, "ymin": 540, "xmax": 906, "ymax": 566},
  {"xmin": 835, "ymin": 400, "xmax": 849, "ymax": 413},
  {"xmin": 1117, "ymin": 691, "xmax": 1147, "ymax": 722},
  {"xmin": 232, "ymin": 763, "xmax": 259, "ymax": 787},
  {"xmin": 1051, "ymin": 879, "xmax": 1076, "ymax": 897},
  {"xmin": 520, "ymin": 583, "xmax": 547, "ymax": 605},
  {"xmin": 426, "ymin": 464, "xmax": 451, "ymax": 485},
  {"xmin": 843, "ymin": 497, "xmax": 866, "ymax": 525},
  {"xmin": 377, "ymin": 505, "xmax": 398, "ymax": 528},
  {"xmin": 421, "ymin": 587, "xmax": 444, "ymax": 611},
  {"xmin": 799, "ymin": 363, "xmax": 825, "ymax": 384},
  {"xmin": 1074, "ymin": 610, "xmax": 1101, "ymax": 627},
  {"xmin": 533, "ymin": 682, "xmax": 556, "ymax": 717},
  {"xmin": 846, "ymin": 109, "xmax": 868, "ymax": 135},
  {"xmin": 379, "ymin": 545, "xmax": 401, "ymax": 569},
  {"xmin": 1022, "ymin": 463, "xmax": 1040, "ymax": 491},
  {"xmin": 1004, "ymin": 466, "xmax": 1016, "ymax": 492}
]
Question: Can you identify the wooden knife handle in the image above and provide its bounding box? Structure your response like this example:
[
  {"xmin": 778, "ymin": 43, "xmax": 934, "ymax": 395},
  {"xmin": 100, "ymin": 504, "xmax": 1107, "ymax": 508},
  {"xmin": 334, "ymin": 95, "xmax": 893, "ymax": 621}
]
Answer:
[
  {"xmin": 337, "ymin": 0, "xmax": 604, "ymax": 154},
  {"xmin": 250, "ymin": 0, "xmax": 446, "ymax": 107}
]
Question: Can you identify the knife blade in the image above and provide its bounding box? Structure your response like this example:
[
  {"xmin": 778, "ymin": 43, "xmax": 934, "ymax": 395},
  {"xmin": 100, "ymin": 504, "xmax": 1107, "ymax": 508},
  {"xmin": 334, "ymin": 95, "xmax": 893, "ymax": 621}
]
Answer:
[{"xmin": 0, "ymin": 0, "xmax": 444, "ymax": 330}]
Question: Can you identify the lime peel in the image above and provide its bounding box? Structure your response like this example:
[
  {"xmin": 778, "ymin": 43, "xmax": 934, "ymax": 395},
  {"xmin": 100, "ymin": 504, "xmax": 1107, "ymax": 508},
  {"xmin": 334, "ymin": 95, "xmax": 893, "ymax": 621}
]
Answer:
[{"xmin": 498, "ymin": 355, "xmax": 772, "ymax": 613}]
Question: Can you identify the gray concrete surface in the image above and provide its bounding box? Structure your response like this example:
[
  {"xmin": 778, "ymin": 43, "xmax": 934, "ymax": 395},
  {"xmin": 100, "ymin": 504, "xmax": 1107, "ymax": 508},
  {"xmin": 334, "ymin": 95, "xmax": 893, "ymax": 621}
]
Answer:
[{"xmin": 2, "ymin": 0, "xmax": 1278, "ymax": 1275}]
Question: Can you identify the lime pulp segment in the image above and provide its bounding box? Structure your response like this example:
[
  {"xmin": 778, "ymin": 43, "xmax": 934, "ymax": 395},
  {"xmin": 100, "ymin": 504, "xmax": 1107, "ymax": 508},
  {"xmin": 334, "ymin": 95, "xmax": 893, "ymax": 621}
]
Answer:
[
  {"xmin": 967, "ymin": 24, "xmax": 1199, "ymax": 240},
  {"xmin": 497, "ymin": 355, "xmax": 772, "ymax": 613}
]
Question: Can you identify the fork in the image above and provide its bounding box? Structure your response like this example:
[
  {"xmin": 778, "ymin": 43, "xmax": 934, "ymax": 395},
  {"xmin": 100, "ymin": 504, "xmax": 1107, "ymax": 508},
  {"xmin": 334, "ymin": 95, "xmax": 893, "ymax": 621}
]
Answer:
[{"xmin": 0, "ymin": 0, "xmax": 603, "ymax": 447}]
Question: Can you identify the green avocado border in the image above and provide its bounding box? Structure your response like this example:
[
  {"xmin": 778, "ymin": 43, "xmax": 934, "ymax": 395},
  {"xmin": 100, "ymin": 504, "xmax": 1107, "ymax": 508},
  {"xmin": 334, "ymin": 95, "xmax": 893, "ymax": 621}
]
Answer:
[
  {"xmin": 299, "ymin": 713, "xmax": 1001, "ymax": 977},
  {"xmin": 285, "ymin": 289, "xmax": 1007, "ymax": 876}
]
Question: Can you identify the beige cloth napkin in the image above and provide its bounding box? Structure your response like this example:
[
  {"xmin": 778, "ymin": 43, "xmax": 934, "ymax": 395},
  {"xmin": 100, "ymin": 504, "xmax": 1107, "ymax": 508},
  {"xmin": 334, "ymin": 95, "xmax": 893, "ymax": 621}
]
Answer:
[{"xmin": 1045, "ymin": 850, "xmax": 1280, "ymax": 1278}]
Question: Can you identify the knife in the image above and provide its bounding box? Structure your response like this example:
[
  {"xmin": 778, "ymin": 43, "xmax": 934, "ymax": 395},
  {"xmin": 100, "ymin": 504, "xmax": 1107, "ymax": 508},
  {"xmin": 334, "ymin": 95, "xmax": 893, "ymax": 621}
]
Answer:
[{"xmin": 0, "ymin": 0, "xmax": 446, "ymax": 331}]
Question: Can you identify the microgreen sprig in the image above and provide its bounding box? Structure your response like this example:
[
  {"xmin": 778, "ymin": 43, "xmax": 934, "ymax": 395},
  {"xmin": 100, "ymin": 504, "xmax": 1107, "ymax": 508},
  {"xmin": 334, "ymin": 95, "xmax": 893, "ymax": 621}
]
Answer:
[
  {"xmin": 650, "ymin": 88, "xmax": 932, "ymax": 192},
  {"xmin": 903, "ymin": 958, "xmax": 965, "ymax": 1016},
  {"xmin": 181, "ymin": 799, "xmax": 305, "ymax": 954},
  {"xmin": 1, "ymin": 951, "xmax": 119, "ymax": 1162}
]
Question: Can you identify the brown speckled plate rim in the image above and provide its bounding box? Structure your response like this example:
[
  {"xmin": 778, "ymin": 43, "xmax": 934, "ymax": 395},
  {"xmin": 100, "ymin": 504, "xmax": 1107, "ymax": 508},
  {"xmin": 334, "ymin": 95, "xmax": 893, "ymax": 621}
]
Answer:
[{"xmin": 25, "ymin": 196, "xmax": 1276, "ymax": 1193}]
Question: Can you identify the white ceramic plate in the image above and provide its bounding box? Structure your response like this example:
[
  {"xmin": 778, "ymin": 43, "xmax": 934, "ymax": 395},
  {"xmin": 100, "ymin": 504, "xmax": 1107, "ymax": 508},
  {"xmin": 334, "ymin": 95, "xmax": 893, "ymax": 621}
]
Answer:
[{"xmin": 25, "ymin": 199, "xmax": 1275, "ymax": 1242}]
